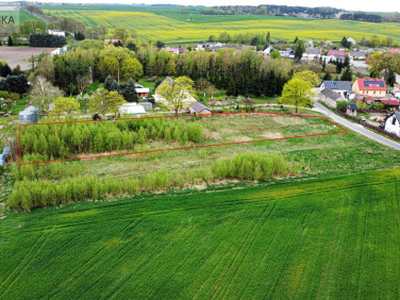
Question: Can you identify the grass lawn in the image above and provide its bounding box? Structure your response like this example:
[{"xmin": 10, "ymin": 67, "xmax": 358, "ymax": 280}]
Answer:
[{"xmin": 0, "ymin": 169, "xmax": 399, "ymax": 298}]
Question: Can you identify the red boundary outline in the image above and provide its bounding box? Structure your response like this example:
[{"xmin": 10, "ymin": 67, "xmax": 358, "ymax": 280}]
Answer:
[{"xmin": 18, "ymin": 111, "xmax": 347, "ymax": 165}]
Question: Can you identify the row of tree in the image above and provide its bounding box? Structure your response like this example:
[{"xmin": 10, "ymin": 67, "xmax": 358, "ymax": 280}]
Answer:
[
  {"xmin": 201, "ymin": 5, "xmax": 338, "ymax": 18},
  {"xmin": 20, "ymin": 118, "xmax": 205, "ymax": 159},
  {"xmin": 9, "ymin": 152, "xmax": 293, "ymax": 210}
]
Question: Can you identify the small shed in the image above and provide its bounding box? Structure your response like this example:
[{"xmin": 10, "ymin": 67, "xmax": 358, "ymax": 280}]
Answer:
[
  {"xmin": 119, "ymin": 103, "xmax": 146, "ymax": 117},
  {"xmin": 19, "ymin": 106, "xmax": 40, "ymax": 124},
  {"xmin": 346, "ymin": 103, "xmax": 358, "ymax": 116},
  {"xmin": 189, "ymin": 102, "xmax": 213, "ymax": 114}
]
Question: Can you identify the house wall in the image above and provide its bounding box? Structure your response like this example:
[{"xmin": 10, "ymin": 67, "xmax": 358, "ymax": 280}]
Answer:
[
  {"xmin": 320, "ymin": 95, "xmax": 337, "ymax": 108},
  {"xmin": 352, "ymin": 81, "xmax": 386, "ymax": 97},
  {"xmin": 384, "ymin": 115, "xmax": 400, "ymax": 137}
]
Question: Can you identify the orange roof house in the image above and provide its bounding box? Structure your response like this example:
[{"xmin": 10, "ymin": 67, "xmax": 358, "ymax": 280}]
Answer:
[{"xmin": 352, "ymin": 78, "xmax": 386, "ymax": 98}]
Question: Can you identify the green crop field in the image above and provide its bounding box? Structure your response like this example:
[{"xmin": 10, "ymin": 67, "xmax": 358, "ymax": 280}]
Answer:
[
  {"xmin": 1, "ymin": 169, "xmax": 399, "ymax": 298},
  {"xmin": 41, "ymin": 4, "xmax": 400, "ymax": 44}
]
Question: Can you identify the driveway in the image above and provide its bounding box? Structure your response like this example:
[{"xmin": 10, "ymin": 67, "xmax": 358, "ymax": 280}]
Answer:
[{"xmin": 313, "ymin": 100, "xmax": 400, "ymax": 151}]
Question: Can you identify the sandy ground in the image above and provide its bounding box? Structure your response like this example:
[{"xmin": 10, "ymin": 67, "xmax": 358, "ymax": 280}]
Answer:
[{"xmin": 0, "ymin": 46, "xmax": 57, "ymax": 70}]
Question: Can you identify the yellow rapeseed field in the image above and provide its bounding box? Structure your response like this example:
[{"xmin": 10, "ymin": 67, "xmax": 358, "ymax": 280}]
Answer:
[{"xmin": 46, "ymin": 9, "xmax": 400, "ymax": 44}]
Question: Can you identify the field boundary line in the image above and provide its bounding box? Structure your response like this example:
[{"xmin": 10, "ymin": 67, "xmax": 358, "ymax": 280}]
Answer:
[{"xmin": 18, "ymin": 111, "xmax": 347, "ymax": 165}]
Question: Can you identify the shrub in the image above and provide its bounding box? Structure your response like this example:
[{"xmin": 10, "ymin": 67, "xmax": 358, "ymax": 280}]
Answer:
[{"xmin": 336, "ymin": 101, "xmax": 348, "ymax": 112}]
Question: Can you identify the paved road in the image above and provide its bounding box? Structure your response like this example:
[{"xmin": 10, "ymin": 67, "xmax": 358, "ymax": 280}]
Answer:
[{"xmin": 313, "ymin": 100, "xmax": 400, "ymax": 151}]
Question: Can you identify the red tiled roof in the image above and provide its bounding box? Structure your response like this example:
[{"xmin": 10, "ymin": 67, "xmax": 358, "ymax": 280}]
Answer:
[
  {"xmin": 381, "ymin": 99, "xmax": 400, "ymax": 106},
  {"xmin": 327, "ymin": 50, "xmax": 345, "ymax": 57},
  {"xmin": 356, "ymin": 78, "xmax": 386, "ymax": 91}
]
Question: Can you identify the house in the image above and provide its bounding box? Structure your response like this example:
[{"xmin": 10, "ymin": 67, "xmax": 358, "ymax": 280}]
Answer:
[
  {"xmin": 393, "ymin": 84, "xmax": 400, "ymax": 98},
  {"xmin": 352, "ymin": 78, "xmax": 386, "ymax": 97},
  {"xmin": 381, "ymin": 98, "xmax": 400, "ymax": 109},
  {"xmin": 349, "ymin": 50, "xmax": 366, "ymax": 60},
  {"xmin": 389, "ymin": 48, "xmax": 400, "ymax": 54},
  {"xmin": 197, "ymin": 42, "xmax": 223, "ymax": 50},
  {"xmin": 48, "ymin": 30, "xmax": 65, "ymax": 37},
  {"xmin": 327, "ymin": 49, "xmax": 346, "ymax": 59},
  {"xmin": 119, "ymin": 103, "xmax": 146, "ymax": 117},
  {"xmin": 104, "ymin": 39, "xmax": 119, "ymax": 44},
  {"xmin": 346, "ymin": 103, "xmax": 358, "ymax": 116},
  {"xmin": 140, "ymin": 102, "xmax": 153, "ymax": 110},
  {"xmin": 134, "ymin": 84, "xmax": 149, "ymax": 98},
  {"xmin": 50, "ymin": 46, "xmax": 68, "ymax": 57},
  {"xmin": 303, "ymin": 48, "xmax": 322, "ymax": 59},
  {"xmin": 263, "ymin": 46, "xmax": 274, "ymax": 56},
  {"xmin": 153, "ymin": 77, "xmax": 197, "ymax": 111},
  {"xmin": 383, "ymin": 111, "xmax": 400, "ymax": 137},
  {"xmin": 163, "ymin": 47, "xmax": 184, "ymax": 55},
  {"xmin": 319, "ymin": 88, "xmax": 346, "ymax": 108},
  {"xmin": 320, "ymin": 81, "xmax": 352, "ymax": 98},
  {"xmin": 189, "ymin": 102, "xmax": 213, "ymax": 114}
]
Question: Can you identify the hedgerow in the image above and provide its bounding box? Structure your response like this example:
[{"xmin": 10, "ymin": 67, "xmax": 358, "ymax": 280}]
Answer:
[
  {"xmin": 20, "ymin": 118, "xmax": 205, "ymax": 161},
  {"xmin": 8, "ymin": 152, "xmax": 297, "ymax": 211}
]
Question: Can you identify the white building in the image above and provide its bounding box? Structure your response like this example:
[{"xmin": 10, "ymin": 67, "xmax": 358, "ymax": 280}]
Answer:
[
  {"xmin": 119, "ymin": 103, "xmax": 146, "ymax": 117},
  {"xmin": 48, "ymin": 30, "xmax": 66, "ymax": 37},
  {"xmin": 383, "ymin": 111, "xmax": 400, "ymax": 137}
]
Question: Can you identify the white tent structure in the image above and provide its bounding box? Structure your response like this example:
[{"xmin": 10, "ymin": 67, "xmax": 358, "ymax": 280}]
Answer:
[{"xmin": 119, "ymin": 103, "xmax": 146, "ymax": 117}]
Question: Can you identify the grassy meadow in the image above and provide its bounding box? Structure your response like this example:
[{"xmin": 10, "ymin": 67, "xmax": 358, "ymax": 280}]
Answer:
[
  {"xmin": 1, "ymin": 169, "xmax": 400, "ymax": 298},
  {"xmin": 41, "ymin": 5, "xmax": 400, "ymax": 44}
]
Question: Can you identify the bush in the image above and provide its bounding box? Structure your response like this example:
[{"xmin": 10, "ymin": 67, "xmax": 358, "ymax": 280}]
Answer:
[{"xmin": 336, "ymin": 101, "xmax": 348, "ymax": 112}]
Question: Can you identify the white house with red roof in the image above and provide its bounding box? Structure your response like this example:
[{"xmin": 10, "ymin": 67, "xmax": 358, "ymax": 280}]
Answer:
[
  {"xmin": 104, "ymin": 39, "xmax": 119, "ymax": 44},
  {"xmin": 389, "ymin": 48, "xmax": 400, "ymax": 54},
  {"xmin": 352, "ymin": 78, "xmax": 386, "ymax": 98},
  {"xmin": 327, "ymin": 49, "xmax": 346, "ymax": 58}
]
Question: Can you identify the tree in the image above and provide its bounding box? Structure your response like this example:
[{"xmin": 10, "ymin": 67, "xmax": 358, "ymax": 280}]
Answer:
[
  {"xmin": 1, "ymin": 64, "xmax": 12, "ymax": 77},
  {"xmin": 99, "ymin": 56, "xmax": 119, "ymax": 78},
  {"xmin": 293, "ymin": 70, "xmax": 320, "ymax": 86},
  {"xmin": 279, "ymin": 78, "xmax": 314, "ymax": 113},
  {"xmin": 7, "ymin": 36, "xmax": 13, "ymax": 46},
  {"xmin": 110, "ymin": 80, "xmax": 120, "ymax": 92},
  {"xmin": 340, "ymin": 66, "xmax": 353, "ymax": 81},
  {"xmin": 156, "ymin": 41, "xmax": 165, "ymax": 49},
  {"xmin": 325, "ymin": 63, "xmax": 337, "ymax": 75},
  {"xmin": 294, "ymin": 43, "xmax": 304, "ymax": 61},
  {"xmin": 49, "ymin": 97, "xmax": 80, "ymax": 118},
  {"xmin": 156, "ymin": 77, "xmax": 196, "ymax": 115},
  {"xmin": 104, "ymin": 75, "xmax": 114, "ymax": 90},
  {"xmin": 270, "ymin": 50, "xmax": 282, "ymax": 60},
  {"xmin": 89, "ymin": 88, "xmax": 110, "ymax": 117},
  {"xmin": 76, "ymin": 74, "xmax": 91, "ymax": 94},
  {"xmin": 108, "ymin": 91, "xmax": 126, "ymax": 116},
  {"xmin": 175, "ymin": 76, "xmax": 196, "ymax": 94},
  {"xmin": 89, "ymin": 87, "xmax": 126, "ymax": 117},
  {"xmin": 30, "ymin": 77, "xmax": 63, "ymax": 112},
  {"xmin": 368, "ymin": 52, "xmax": 400, "ymax": 84},
  {"xmin": 113, "ymin": 27, "xmax": 128, "ymax": 42},
  {"xmin": 122, "ymin": 79, "xmax": 139, "ymax": 102},
  {"xmin": 122, "ymin": 57, "xmax": 143, "ymax": 80}
]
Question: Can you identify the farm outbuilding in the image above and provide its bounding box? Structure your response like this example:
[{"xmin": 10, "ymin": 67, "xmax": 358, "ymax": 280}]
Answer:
[
  {"xmin": 19, "ymin": 106, "xmax": 40, "ymax": 124},
  {"xmin": 119, "ymin": 103, "xmax": 146, "ymax": 117}
]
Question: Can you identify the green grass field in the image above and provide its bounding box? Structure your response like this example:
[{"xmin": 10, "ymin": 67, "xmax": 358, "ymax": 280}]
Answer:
[
  {"xmin": 41, "ymin": 4, "xmax": 400, "ymax": 44},
  {"xmin": 1, "ymin": 169, "xmax": 399, "ymax": 298}
]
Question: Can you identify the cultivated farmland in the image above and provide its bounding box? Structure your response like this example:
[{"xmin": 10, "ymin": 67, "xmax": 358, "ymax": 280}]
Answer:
[
  {"xmin": 41, "ymin": 5, "xmax": 400, "ymax": 44},
  {"xmin": 0, "ymin": 169, "xmax": 399, "ymax": 298}
]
